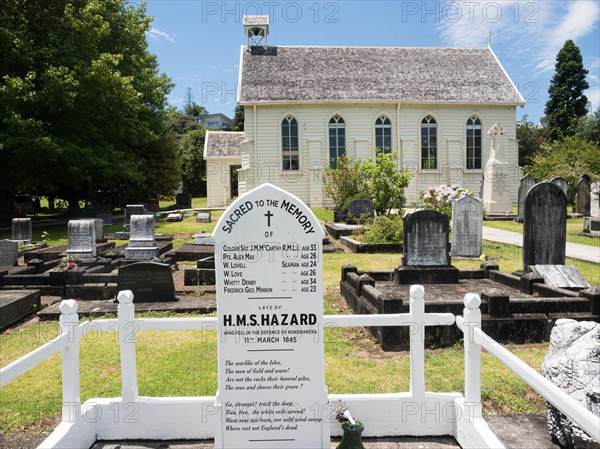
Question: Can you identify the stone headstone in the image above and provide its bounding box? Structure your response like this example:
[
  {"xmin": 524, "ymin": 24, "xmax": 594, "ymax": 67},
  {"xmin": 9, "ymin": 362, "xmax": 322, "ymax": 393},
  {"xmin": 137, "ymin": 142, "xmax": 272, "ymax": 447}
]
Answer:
[
  {"xmin": 166, "ymin": 213, "xmax": 183, "ymax": 222},
  {"xmin": 11, "ymin": 218, "xmax": 32, "ymax": 243},
  {"xmin": 575, "ymin": 177, "xmax": 591, "ymax": 216},
  {"xmin": 125, "ymin": 215, "xmax": 159, "ymax": 260},
  {"xmin": 193, "ymin": 234, "xmax": 215, "ymax": 245},
  {"xmin": 523, "ymin": 183, "xmax": 566, "ymax": 270},
  {"xmin": 176, "ymin": 193, "xmax": 192, "ymax": 208},
  {"xmin": 124, "ymin": 204, "xmax": 145, "ymax": 232},
  {"xmin": 541, "ymin": 319, "xmax": 600, "ymax": 449},
  {"xmin": 213, "ymin": 183, "xmax": 329, "ymax": 448},
  {"xmin": 482, "ymin": 123, "xmax": 513, "ymax": 214},
  {"xmin": 67, "ymin": 219, "xmax": 97, "ymax": 258},
  {"xmin": 347, "ymin": 199, "xmax": 375, "ymax": 221},
  {"xmin": 403, "ymin": 210, "xmax": 450, "ymax": 266},
  {"xmin": 591, "ymin": 182, "xmax": 600, "ymax": 218},
  {"xmin": 0, "ymin": 240, "xmax": 19, "ymax": 267},
  {"xmin": 117, "ymin": 262, "xmax": 176, "ymax": 302},
  {"xmin": 550, "ymin": 177, "xmax": 568, "ymax": 197},
  {"xmin": 517, "ymin": 174, "xmax": 536, "ymax": 222},
  {"xmin": 196, "ymin": 211, "xmax": 212, "ymax": 223},
  {"xmin": 451, "ymin": 196, "xmax": 482, "ymax": 257},
  {"xmin": 530, "ymin": 265, "xmax": 590, "ymax": 289},
  {"xmin": 96, "ymin": 212, "xmax": 113, "ymax": 226},
  {"xmin": 94, "ymin": 219, "xmax": 104, "ymax": 241},
  {"xmin": 583, "ymin": 182, "xmax": 600, "ymax": 235}
]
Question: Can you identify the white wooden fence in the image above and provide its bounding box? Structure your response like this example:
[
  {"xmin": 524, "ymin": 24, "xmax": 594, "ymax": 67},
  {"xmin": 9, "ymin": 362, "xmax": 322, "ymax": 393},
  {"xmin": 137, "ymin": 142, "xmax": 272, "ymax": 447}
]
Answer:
[{"xmin": 1, "ymin": 286, "xmax": 599, "ymax": 449}]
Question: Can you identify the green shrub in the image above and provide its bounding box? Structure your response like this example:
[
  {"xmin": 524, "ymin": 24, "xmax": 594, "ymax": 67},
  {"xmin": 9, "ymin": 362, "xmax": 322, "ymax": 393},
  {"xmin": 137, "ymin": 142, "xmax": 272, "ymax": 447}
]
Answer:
[{"xmin": 354, "ymin": 215, "xmax": 403, "ymax": 244}]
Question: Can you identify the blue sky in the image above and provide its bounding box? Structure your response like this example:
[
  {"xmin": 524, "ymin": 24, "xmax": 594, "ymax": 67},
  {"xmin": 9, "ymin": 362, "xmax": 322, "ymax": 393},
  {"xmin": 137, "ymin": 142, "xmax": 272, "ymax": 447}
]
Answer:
[{"xmin": 142, "ymin": 0, "xmax": 600, "ymax": 124}]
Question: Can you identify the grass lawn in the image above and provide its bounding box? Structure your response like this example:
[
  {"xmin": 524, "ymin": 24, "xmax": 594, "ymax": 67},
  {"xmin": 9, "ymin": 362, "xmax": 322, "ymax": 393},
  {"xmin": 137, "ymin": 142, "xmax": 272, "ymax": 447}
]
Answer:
[
  {"xmin": 1, "ymin": 199, "xmax": 597, "ymax": 434},
  {"xmin": 484, "ymin": 217, "xmax": 600, "ymax": 248}
]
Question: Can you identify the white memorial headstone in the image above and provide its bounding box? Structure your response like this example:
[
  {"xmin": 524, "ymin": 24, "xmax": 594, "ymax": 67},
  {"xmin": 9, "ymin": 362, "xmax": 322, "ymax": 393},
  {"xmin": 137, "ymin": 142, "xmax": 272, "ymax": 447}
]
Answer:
[
  {"xmin": 451, "ymin": 195, "xmax": 482, "ymax": 257},
  {"xmin": 482, "ymin": 123, "xmax": 513, "ymax": 215},
  {"xmin": 67, "ymin": 219, "xmax": 96, "ymax": 258},
  {"xmin": 125, "ymin": 215, "xmax": 159, "ymax": 260},
  {"xmin": 12, "ymin": 218, "xmax": 32, "ymax": 243},
  {"xmin": 213, "ymin": 183, "xmax": 329, "ymax": 449}
]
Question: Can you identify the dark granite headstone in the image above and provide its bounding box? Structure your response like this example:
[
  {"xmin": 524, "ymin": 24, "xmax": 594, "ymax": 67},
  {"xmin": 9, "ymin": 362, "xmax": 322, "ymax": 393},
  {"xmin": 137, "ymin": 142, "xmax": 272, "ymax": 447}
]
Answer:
[
  {"xmin": 402, "ymin": 210, "xmax": 450, "ymax": 266},
  {"xmin": 96, "ymin": 212, "xmax": 113, "ymax": 226},
  {"xmin": 176, "ymin": 193, "xmax": 192, "ymax": 208},
  {"xmin": 575, "ymin": 177, "xmax": 591, "ymax": 216},
  {"xmin": 347, "ymin": 199, "xmax": 374, "ymax": 222},
  {"xmin": 523, "ymin": 183, "xmax": 566, "ymax": 270},
  {"xmin": 117, "ymin": 262, "xmax": 177, "ymax": 302},
  {"xmin": 517, "ymin": 174, "xmax": 536, "ymax": 222},
  {"xmin": 0, "ymin": 240, "xmax": 19, "ymax": 267},
  {"xmin": 124, "ymin": 204, "xmax": 145, "ymax": 232},
  {"xmin": 196, "ymin": 211, "xmax": 212, "ymax": 223}
]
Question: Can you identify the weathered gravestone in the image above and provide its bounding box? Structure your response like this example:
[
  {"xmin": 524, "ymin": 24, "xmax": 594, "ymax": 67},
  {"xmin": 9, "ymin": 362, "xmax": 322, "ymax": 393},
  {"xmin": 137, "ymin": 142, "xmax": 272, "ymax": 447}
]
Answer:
[
  {"xmin": 583, "ymin": 181, "xmax": 600, "ymax": 234},
  {"xmin": 176, "ymin": 193, "xmax": 192, "ymax": 208},
  {"xmin": 0, "ymin": 240, "xmax": 19, "ymax": 267},
  {"xmin": 396, "ymin": 210, "xmax": 458, "ymax": 283},
  {"xmin": 94, "ymin": 218, "xmax": 104, "ymax": 241},
  {"xmin": 67, "ymin": 220, "xmax": 97, "ymax": 258},
  {"xmin": 125, "ymin": 215, "xmax": 159, "ymax": 260},
  {"xmin": 575, "ymin": 177, "xmax": 591, "ymax": 216},
  {"xmin": 117, "ymin": 262, "xmax": 176, "ymax": 302},
  {"xmin": 523, "ymin": 183, "xmax": 566, "ymax": 270},
  {"xmin": 196, "ymin": 211, "xmax": 212, "ymax": 223},
  {"xmin": 12, "ymin": 218, "xmax": 32, "ymax": 243},
  {"xmin": 550, "ymin": 177, "xmax": 569, "ymax": 198},
  {"xmin": 346, "ymin": 198, "xmax": 375, "ymax": 223},
  {"xmin": 166, "ymin": 213, "xmax": 183, "ymax": 222},
  {"xmin": 96, "ymin": 212, "xmax": 113, "ymax": 226},
  {"xmin": 213, "ymin": 183, "xmax": 329, "ymax": 449},
  {"xmin": 530, "ymin": 265, "xmax": 590, "ymax": 289},
  {"xmin": 124, "ymin": 204, "xmax": 145, "ymax": 232},
  {"xmin": 517, "ymin": 174, "xmax": 536, "ymax": 222},
  {"xmin": 451, "ymin": 195, "xmax": 482, "ymax": 257}
]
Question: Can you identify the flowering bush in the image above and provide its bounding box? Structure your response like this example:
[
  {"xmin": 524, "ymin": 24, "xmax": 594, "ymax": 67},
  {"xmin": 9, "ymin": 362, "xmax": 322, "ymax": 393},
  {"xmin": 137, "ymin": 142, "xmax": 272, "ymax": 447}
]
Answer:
[
  {"xmin": 322, "ymin": 152, "xmax": 412, "ymax": 215},
  {"xmin": 418, "ymin": 184, "xmax": 475, "ymax": 218},
  {"xmin": 60, "ymin": 256, "xmax": 79, "ymax": 270}
]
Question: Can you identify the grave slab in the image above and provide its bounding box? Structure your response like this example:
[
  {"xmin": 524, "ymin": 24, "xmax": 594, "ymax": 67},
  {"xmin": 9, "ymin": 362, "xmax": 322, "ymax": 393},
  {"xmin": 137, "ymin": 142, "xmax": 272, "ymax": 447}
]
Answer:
[
  {"xmin": 0, "ymin": 289, "xmax": 41, "ymax": 329},
  {"xmin": 530, "ymin": 265, "xmax": 591, "ymax": 289}
]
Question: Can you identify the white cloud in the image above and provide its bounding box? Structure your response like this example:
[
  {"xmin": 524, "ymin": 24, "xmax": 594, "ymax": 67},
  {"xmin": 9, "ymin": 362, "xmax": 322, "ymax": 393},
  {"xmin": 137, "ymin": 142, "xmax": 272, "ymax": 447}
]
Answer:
[
  {"xmin": 535, "ymin": 1, "xmax": 600, "ymax": 73},
  {"xmin": 147, "ymin": 27, "xmax": 176, "ymax": 44},
  {"xmin": 436, "ymin": 1, "xmax": 599, "ymax": 75}
]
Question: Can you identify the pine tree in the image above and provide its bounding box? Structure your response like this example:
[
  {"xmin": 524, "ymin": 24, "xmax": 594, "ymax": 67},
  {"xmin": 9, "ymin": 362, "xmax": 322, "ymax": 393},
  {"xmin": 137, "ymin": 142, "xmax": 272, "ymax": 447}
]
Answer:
[
  {"xmin": 232, "ymin": 104, "xmax": 245, "ymax": 131},
  {"xmin": 544, "ymin": 40, "xmax": 589, "ymax": 140}
]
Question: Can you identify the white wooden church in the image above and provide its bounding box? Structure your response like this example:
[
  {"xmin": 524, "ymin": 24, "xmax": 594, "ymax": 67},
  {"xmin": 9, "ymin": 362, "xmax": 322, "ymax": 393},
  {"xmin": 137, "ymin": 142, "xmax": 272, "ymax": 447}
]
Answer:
[{"xmin": 205, "ymin": 16, "xmax": 525, "ymax": 208}]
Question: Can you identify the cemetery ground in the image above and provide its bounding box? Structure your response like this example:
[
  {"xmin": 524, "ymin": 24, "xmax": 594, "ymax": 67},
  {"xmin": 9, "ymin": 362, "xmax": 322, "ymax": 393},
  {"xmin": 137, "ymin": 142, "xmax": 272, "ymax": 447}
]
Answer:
[{"xmin": 1, "ymin": 200, "xmax": 599, "ymax": 443}]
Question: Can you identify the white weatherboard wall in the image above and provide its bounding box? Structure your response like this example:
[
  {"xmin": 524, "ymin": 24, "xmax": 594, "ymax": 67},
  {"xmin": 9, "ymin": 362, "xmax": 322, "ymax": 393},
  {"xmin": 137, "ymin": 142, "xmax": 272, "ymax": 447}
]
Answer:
[
  {"xmin": 240, "ymin": 104, "xmax": 519, "ymax": 207},
  {"xmin": 206, "ymin": 157, "xmax": 242, "ymax": 207}
]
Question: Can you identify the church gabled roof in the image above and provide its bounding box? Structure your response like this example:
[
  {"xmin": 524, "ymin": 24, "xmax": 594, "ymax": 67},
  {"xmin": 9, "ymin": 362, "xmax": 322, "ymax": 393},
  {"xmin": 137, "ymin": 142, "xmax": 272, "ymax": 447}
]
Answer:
[
  {"xmin": 203, "ymin": 131, "xmax": 244, "ymax": 158},
  {"xmin": 238, "ymin": 46, "xmax": 524, "ymax": 106}
]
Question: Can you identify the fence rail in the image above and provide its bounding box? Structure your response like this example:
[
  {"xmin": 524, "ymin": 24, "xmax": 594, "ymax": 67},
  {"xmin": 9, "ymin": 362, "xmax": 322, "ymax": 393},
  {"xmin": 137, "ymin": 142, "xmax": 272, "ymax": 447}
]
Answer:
[{"xmin": 1, "ymin": 286, "xmax": 599, "ymax": 448}]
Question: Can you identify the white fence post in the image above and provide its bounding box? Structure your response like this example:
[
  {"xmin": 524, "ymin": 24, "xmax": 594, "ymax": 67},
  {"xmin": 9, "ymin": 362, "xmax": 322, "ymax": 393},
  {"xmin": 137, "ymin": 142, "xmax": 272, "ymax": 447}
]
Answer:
[
  {"xmin": 118, "ymin": 290, "xmax": 139, "ymax": 403},
  {"xmin": 59, "ymin": 300, "xmax": 81, "ymax": 423},
  {"xmin": 463, "ymin": 293, "xmax": 482, "ymax": 419},
  {"xmin": 409, "ymin": 285, "xmax": 425, "ymax": 400}
]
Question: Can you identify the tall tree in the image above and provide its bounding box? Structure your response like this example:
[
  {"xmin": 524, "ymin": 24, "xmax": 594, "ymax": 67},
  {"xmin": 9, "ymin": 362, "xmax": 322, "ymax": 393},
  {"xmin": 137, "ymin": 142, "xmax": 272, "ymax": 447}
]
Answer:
[
  {"xmin": 182, "ymin": 87, "xmax": 207, "ymax": 119},
  {"xmin": 232, "ymin": 104, "xmax": 244, "ymax": 131},
  {"xmin": 516, "ymin": 115, "xmax": 548, "ymax": 167},
  {"xmin": 0, "ymin": 0, "xmax": 179, "ymax": 219},
  {"xmin": 544, "ymin": 40, "xmax": 589, "ymax": 141}
]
